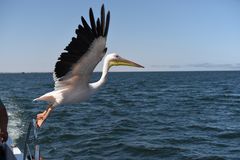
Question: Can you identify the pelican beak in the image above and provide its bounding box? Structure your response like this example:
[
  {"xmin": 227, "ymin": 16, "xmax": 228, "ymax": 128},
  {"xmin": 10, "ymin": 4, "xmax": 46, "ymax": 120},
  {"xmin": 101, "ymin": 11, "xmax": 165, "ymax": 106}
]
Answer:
[{"xmin": 110, "ymin": 57, "xmax": 144, "ymax": 68}]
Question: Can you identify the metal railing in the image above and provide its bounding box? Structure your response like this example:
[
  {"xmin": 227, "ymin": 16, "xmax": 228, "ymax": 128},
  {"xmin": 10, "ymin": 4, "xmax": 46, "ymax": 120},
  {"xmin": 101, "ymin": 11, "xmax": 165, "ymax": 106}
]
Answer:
[{"xmin": 23, "ymin": 119, "xmax": 40, "ymax": 160}]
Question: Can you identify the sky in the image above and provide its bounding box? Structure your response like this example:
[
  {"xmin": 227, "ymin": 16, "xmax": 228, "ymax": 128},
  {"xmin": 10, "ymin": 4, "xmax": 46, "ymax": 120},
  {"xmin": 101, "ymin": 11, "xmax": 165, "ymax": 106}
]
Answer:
[{"xmin": 0, "ymin": 0, "xmax": 240, "ymax": 72}]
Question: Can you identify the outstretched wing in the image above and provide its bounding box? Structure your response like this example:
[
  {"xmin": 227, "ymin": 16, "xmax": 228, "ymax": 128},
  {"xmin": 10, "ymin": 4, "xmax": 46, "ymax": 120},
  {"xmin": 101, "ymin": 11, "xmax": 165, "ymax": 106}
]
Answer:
[{"xmin": 53, "ymin": 5, "xmax": 110, "ymax": 90}]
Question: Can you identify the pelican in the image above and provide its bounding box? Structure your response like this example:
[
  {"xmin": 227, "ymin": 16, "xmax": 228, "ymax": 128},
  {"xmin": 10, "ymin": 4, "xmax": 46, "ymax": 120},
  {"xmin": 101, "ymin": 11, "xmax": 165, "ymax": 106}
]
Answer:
[{"xmin": 34, "ymin": 4, "xmax": 144, "ymax": 128}]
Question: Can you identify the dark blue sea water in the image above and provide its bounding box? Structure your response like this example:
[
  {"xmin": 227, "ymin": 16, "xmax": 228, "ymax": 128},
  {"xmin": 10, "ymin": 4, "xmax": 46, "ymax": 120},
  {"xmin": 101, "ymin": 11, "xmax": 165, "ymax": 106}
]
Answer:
[{"xmin": 1, "ymin": 72, "xmax": 240, "ymax": 160}]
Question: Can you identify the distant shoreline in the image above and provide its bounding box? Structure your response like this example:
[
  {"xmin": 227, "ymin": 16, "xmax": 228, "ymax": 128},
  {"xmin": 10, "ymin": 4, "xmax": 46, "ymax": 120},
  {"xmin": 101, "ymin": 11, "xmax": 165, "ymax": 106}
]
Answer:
[{"xmin": 0, "ymin": 70, "xmax": 239, "ymax": 74}]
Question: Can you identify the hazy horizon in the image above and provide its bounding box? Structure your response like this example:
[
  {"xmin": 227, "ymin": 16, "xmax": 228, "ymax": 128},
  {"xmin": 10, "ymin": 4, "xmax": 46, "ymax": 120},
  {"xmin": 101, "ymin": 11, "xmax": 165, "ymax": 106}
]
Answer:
[{"xmin": 1, "ymin": 69, "xmax": 240, "ymax": 74}]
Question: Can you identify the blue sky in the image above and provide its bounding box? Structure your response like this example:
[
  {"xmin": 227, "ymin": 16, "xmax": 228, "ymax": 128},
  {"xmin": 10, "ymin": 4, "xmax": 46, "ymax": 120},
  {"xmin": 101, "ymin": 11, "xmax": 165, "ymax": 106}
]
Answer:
[{"xmin": 0, "ymin": 0, "xmax": 240, "ymax": 72}]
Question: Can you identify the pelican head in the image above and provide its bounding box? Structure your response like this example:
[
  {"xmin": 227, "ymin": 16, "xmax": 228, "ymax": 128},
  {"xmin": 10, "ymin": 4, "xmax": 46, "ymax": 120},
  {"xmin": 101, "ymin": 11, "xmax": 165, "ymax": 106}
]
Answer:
[{"xmin": 106, "ymin": 53, "xmax": 144, "ymax": 69}]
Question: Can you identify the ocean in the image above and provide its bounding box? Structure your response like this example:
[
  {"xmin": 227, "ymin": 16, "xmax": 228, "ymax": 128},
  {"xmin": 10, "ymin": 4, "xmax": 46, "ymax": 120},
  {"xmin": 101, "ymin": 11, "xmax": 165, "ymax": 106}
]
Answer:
[{"xmin": 0, "ymin": 72, "xmax": 240, "ymax": 160}]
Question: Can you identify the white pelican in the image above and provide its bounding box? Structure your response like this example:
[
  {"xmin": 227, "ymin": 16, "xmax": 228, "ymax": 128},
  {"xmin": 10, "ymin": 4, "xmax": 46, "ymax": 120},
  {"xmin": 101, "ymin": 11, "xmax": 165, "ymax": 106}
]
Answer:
[{"xmin": 34, "ymin": 4, "xmax": 144, "ymax": 128}]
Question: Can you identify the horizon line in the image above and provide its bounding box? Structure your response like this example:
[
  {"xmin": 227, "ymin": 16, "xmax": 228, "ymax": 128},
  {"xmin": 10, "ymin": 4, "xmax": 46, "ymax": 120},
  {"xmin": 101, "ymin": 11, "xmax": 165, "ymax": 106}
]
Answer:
[{"xmin": 0, "ymin": 70, "xmax": 240, "ymax": 74}]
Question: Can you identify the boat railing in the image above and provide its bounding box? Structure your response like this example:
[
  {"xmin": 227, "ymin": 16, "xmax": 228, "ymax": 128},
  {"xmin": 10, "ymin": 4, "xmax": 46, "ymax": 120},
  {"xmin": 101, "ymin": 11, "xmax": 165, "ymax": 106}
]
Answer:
[{"xmin": 23, "ymin": 119, "xmax": 40, "ymax": 160}]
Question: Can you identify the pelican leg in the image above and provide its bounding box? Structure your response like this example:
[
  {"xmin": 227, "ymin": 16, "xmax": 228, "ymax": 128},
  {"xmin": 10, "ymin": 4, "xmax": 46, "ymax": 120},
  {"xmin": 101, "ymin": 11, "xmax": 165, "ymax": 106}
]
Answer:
[{"xmin": 36, "ymin": 104, "xmax": 54, "ymax": 128}]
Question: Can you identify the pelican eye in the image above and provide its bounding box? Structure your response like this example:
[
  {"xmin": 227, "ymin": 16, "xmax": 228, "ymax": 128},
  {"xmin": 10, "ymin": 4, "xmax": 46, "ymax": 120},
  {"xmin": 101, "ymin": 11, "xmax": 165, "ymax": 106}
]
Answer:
[{"xmin": 103, "ymin": 48, "xmax": 107, "ymax": 53}]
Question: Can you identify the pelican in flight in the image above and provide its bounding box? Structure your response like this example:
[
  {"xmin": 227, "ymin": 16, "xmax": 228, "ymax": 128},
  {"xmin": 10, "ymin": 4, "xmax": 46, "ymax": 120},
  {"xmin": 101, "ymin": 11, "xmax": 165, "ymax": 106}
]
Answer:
[{"xmin": 34, "ymin": 4, "xmax": 144, "ymax": 128}]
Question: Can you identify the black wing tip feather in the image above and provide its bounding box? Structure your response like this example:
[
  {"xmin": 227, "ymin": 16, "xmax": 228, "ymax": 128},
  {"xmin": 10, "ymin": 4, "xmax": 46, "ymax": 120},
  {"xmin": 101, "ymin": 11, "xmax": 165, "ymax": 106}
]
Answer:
[
  {"xmin": 104, "ymin": 11, "xmax": 110, "ymax": 37},
  {"xmin": 100, "ymin": 5, "xmax": 105, "ymax": 36},
  {"xmin": 54, "ymin": 4, "xmax": 110, "ymax": 79},
  {"xmin": 96, "ymin": 18, "xmax": 101, "ymax": 36},
  {"xmin": 89, "ymin": 8, "xmax": 97, "ymax": 36},
  {"xmin": 101, "ymin": 4, "xmax": 105, "ymax": 19},
  {"xmin": 101, "ymin": 5, "xmax": 105, "ymax": 20}
]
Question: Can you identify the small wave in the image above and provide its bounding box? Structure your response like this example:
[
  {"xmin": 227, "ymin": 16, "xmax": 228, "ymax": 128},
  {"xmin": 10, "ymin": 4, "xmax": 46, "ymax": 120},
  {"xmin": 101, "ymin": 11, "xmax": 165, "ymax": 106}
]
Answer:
[
  {"xmin": 123, "ymin": 144, "xmax": 186, "ymax": 157},
  {"xmin": 164, "ymin": 136, "xmax": 208, "ymax": 145},
  {"xmin": 188, "ymin": 124, "xmax": 222, "ymax": 132},
  {"xmin": 217, "ymin": 132, "xmax": 240, "ymax": 139},
  {"xmin": 194, "ymin": 155, "xmax": 226, "ymax": 160}
]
